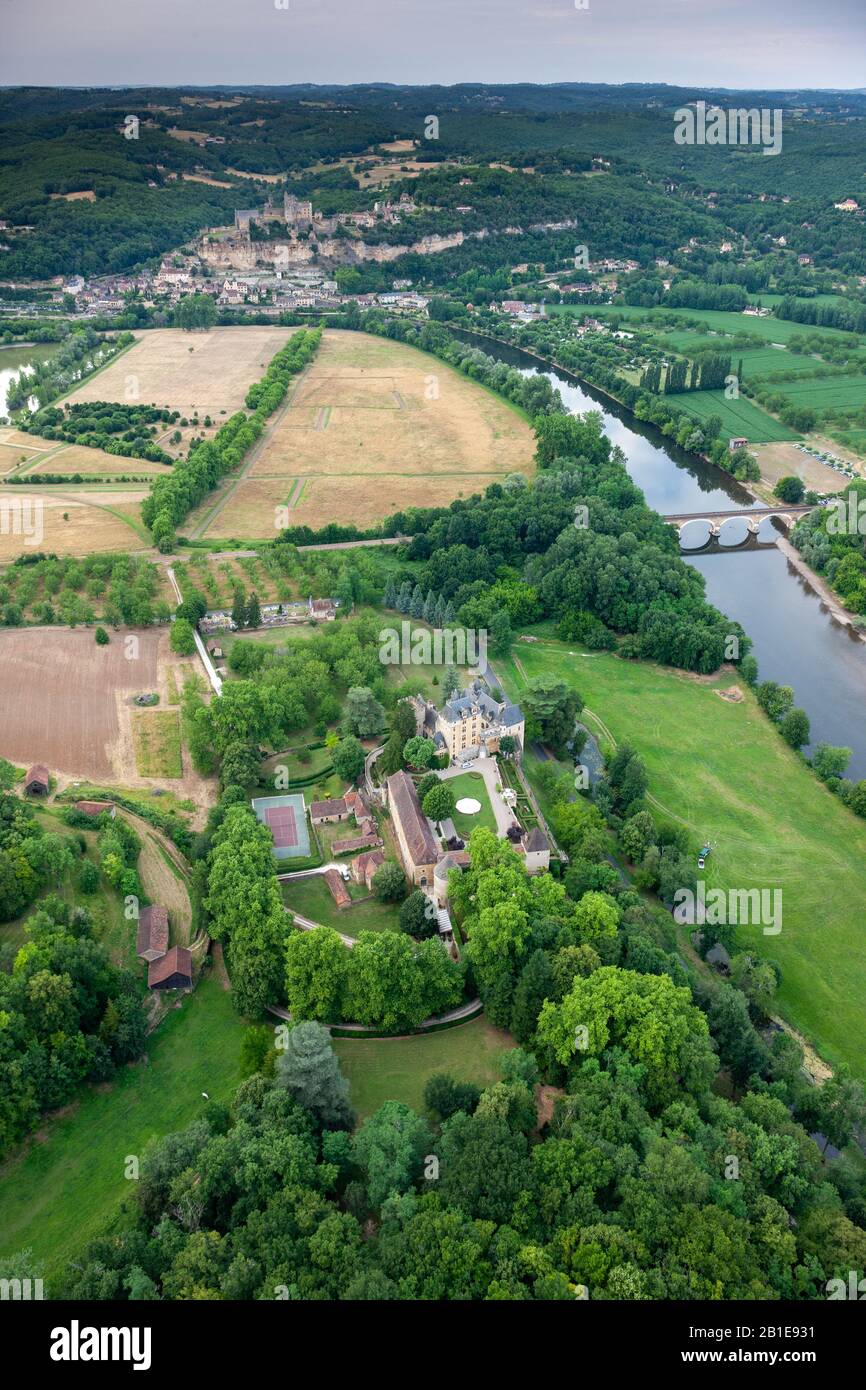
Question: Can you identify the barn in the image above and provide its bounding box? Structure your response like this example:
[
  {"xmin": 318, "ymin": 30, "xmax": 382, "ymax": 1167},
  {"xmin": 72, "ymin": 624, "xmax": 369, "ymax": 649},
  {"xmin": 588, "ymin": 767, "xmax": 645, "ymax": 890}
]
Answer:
[
  {"xmin": 24, "ymin": 764, "xmax": 50, "ymax": 795},
  {"xmin": 136, "ymin": 905, "xmax": 169, "ymax": 963},
  {"xmin": 148, "ymin": 946, "xmax": 193, "ymax": 991}
]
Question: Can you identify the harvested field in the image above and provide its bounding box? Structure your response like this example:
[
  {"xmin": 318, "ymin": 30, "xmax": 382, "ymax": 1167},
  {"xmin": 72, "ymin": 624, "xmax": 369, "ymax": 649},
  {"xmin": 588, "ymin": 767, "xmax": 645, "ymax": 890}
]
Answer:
[
  {"xmin": 202, "ymin": 329, "xmax": 534, "ymax": 534},
  {"xmin": 753, "ymin": 442, "xmax": 844, "ymax": 493},
  {"xmin": 132, "ymin": 711, "xmax": 183, "ymax": 778},
  {"xmin": 0, "ymin": 627, "xmax": 161, "ymax": 779},
  {"xmin": 27, "ymin": 444, "xmax": 170, "ymax": 477},
  {"xmin": 63, "ymin": 326, "xmax": 296, "ymax": 419},
  {"xmin": 0, "ymin": 492, "xmax": 146, "ymax": 559}
]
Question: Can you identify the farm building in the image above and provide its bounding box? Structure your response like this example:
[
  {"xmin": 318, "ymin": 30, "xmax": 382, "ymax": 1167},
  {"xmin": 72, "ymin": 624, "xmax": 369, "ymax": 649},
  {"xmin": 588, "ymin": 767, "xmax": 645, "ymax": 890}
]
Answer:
[
  {"xmin": 386, "ymin": 770, "xmax": 440, "ymax": 887},
  {"xmin": 137, "ymin": 905, "xmax": 170, "ymax": 962},
  {"xmin": 350, "ymin": 847, "xmax": 385, "ymax": 889},
  {"xmin": 332, "ymin": 831, "xmax": 382, "ymax": 855},
  {"xmin": 24, "ymin": 764, "xmax": 50, "ymax": 795},
  {"xmin": 148, "ymin": 946, "xmax": 193, "ymax": 991},
  {"xmin": 310, "ymin": 797, "xmax": 350, "ymax": 825},
  {"xmin": 324, "ymin": 868, "xmax": 352, "ymax": 909},
  {"xmin": 73, "ymin": 800, "xmax": 116, "ymax": 819}
]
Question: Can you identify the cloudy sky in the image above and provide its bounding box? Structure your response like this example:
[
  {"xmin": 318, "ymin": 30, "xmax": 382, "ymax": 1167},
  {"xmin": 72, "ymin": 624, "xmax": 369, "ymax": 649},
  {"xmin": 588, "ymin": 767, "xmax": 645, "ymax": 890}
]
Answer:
[{"xmin": 2, "ymin": 0, "xmax": 864, "ymax": 89}]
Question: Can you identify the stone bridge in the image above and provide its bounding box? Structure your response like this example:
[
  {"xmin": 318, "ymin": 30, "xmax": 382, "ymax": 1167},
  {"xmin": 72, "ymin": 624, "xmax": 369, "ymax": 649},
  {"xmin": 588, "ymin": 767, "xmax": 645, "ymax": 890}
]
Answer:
[{"xmin": 664, "ymin": 504, "xmax": 813, "ymax": 546}]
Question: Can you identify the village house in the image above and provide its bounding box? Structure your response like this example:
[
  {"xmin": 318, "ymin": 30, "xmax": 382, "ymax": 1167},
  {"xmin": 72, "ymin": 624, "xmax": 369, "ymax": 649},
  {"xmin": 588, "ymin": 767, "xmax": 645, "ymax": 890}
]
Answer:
[
  {"xmin": 136, "ymin": 905, "xmax": 169, "ymax": 963},
  {"xmin": 332, "ymin": 831, "xmax": 382, "ymax": 855}
]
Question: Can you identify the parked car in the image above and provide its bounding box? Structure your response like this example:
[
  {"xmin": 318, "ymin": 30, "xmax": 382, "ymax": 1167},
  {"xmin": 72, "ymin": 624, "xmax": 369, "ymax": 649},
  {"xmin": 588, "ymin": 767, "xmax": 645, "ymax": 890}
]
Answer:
[
  {"xmin": 698, "ymin": 843, "xmax": 711, "ymax": 870},
  {"xmin": 459, "ymin": 760, "xmax": 472, "ymax": 769}
]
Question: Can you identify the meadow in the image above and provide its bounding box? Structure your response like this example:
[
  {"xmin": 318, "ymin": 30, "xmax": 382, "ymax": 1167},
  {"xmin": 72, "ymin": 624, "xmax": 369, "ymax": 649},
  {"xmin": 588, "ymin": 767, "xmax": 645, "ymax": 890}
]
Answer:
[
  {"xmin": 674, "ymin": 389, "xmax": 800, "ymax": 442},
  {"xmin": 0, "ymin": 975, "xmax": 246, "ymax": 1284},
  {"xmin": 500, "ymin": 637, "xmax": 866, "ymax": 1081}
]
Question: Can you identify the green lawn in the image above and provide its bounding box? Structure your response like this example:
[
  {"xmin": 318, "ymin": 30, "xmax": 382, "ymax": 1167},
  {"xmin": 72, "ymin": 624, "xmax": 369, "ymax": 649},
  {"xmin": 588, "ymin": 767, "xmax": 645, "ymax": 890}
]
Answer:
[
  {"xmin": 446, "ymin": 770, "xmax": 498, "ymax": 838},
  {"xmin": 333, "ymin": 1016, "xmax": 513, "ymax": 1119},
  {"xmin": 500, "ymin": 638, "xmax": 866, "ymax": 1081},
  {"xmin": 0, "ymin": 975, "xmax": 246, "ymax": 1285},
  {"xmin": 281, "ymin": 873, "xmax": 401, "ymax": 935}
]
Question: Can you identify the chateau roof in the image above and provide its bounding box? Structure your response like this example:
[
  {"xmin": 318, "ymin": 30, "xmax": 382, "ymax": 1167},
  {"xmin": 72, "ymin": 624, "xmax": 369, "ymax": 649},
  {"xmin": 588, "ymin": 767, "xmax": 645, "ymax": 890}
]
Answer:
[{"xmin": 387, "ymin": 771, "xmax": 440, "ymax": 868}]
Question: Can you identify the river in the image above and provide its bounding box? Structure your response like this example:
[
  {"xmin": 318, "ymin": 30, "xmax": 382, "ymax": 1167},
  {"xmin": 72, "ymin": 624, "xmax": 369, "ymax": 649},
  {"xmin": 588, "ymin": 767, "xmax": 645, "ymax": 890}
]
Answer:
[
  {"xmin": 459, "ymin": 331, "xmax": 866, "ymax": 779},
  {"xmin": 0, "ymin": 342, "xmax": 54, "ymax": 417}
]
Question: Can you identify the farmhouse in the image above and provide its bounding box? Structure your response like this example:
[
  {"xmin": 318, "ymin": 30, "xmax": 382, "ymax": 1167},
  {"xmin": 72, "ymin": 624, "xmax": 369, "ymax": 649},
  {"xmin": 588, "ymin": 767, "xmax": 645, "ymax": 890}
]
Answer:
[
  {"xmin": 24, "ymin": 764, "xmax": 50, "ymax": 795},
  {"xmin": 386, "ymin": 770, "xmax": 440, "ymax": 887},
  {"xmin": 148, "ymin": 946, "xmax": 193, "ymax": 991},
  {"xmin": 412, "ymin": 680, "xmax": 525, "ymax": 763},
  {"xmin": 136, "ymin": 905, "xmax": 169, "ymax": 963}
]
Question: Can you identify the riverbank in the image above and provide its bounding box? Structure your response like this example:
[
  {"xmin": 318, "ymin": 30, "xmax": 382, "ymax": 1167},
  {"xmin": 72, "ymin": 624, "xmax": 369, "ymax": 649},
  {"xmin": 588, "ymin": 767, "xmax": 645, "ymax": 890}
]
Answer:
[{"xmin": 776, "ymin": 534, "xmax": 866, "ymax": 643}]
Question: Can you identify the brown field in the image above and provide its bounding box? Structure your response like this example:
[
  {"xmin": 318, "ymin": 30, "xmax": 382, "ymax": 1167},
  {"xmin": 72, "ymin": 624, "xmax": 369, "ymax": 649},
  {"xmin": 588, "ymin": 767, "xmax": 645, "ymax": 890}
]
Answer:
[
  {"xmin": 28, "ymin": 444, "xmax": 170, "ymax": 477},
  {"xmin": 0, "ymin": 443, "xmax": 41, "ymax": 473},
  {"xmin": 181, "ymin": 173, "xmax": 234, "ymax": 188},
  {"xmin": 753, "ymin": 442, "xmax": 847, "ymax": 493},
  {"xmin": 0, "ymin": 628, "xmax": 161, "ymax": 779},
  {"xmin": 0, "ymin": 491, "xmax": 147, "ymax": 559},
  {"xmin": 199, "ymin": 328, "xmax": 534, "ymax": 534},
  {"xmin": 63, "ymin": 326, "xmax": 295, "ymax": 419},
  {"xmin": 49, "ymin": 190, "xmax": 96, "ymax": 202}
]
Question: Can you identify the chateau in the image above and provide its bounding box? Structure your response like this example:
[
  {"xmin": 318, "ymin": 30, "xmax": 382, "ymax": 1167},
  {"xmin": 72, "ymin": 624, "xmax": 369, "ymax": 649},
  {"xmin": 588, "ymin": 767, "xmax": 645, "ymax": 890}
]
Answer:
[{"xmin": 411, "ymin": 680, "xmax": 525, "ymax": 763}]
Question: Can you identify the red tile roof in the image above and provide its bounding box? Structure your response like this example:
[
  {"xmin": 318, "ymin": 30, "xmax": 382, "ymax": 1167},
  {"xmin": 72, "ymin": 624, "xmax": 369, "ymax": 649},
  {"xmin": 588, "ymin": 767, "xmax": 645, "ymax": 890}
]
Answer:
[
  {"xmin": 387, "ymin": 771, "xmax": 440, "ymax": 869},
  {"xmin": 137, "ymin": 905, "xmax": 169, "ymax": 959},
  {"xmin": 25, "ymin": 764, "xmax": 50, "ymax": 790},
  {"xmin": 148, "ymin": 946, "xmax": 193, "ymax": 989}
]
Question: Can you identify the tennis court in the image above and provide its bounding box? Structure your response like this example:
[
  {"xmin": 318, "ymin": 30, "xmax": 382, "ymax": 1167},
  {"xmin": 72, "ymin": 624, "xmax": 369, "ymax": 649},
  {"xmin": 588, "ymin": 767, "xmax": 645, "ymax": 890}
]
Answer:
[{"xmin": 250, "ymin": 793, "xmax": 311, "ymax": 860}]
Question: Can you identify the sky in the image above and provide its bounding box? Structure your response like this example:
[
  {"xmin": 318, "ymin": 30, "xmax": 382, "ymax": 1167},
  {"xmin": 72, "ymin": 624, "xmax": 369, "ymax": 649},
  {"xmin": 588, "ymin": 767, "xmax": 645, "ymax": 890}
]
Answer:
[{"xmin": 2, "ymin": 0, "xmax": 865, "ymax": 90}]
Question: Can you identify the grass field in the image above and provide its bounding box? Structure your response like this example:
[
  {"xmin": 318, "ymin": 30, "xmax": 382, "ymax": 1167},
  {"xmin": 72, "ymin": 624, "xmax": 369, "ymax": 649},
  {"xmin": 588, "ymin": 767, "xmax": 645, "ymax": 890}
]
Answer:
[
  {"xmin": 674, "ymin": 389, "xmax": 800, "ymax": 442},
  {"xmin": 281, "ymin": 874, "xmax": 401, "ymax": 935},
  {"xmin": 0, "ymin": 975, "xmax": 246, "ymax": 1284},
  {"xmin": 132, "ymin": 710, "xmax": 183, "ymax": 778},
  {"xmin": 63, "ymin": 326, "xmax": 295, "ymax": 419},
  {"xmin": 333, "ymin": 1016, "xmax": 513, "ymax": 1118},
  {"xmin": 500, "ymin": 638, "xmax": 866, "ymax": 1081},
  {"xmin": 0, "ymin": 491, "xmax": 148, "ymax": 560},
  {"xmin": 446, "ymin": 770, "xmax": 498, "ymax": 837},
  {"xmin": 195, "ymin": 329, "xmax": 536, "ymax": 537}
]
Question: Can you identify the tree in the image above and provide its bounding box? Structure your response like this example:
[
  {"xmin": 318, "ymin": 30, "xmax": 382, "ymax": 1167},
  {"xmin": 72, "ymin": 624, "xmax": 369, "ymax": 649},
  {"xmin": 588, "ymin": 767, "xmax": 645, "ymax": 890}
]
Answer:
[
  {"xmin": 757, "ymin": 681, "xmax": 794, "ymax": 723},
  {"xmin": 345, "ymin": 687, "xmax": 385, "ymax": 739},
  {"xmin": 780, "ymin": 707, "xmax": 810, "ymax": 750},
  {"xmin": 175, "ymin": 292, "xmax": 217, "ymax": 332},
  {"xmin": 231, "ymin": 586, "xmax": 248, "ymax": 631},
  {"xmin": 219, "ymin": 741, "xmax": 261, "ymax": 790},
  {"xmin": 372, "ymin": 861, "xmax": 407, "ymax": 903},
  {"xmin": 399, "ymin": 890, "xmax": 438, "ymax": 939},
  {"xmin": 812, "ymin": 743, "xmax": 852, "ymax": 782},
  {"xmin": 441, "ymin": 665, "xmax": 461, "ymax": 700},
  {"xmin": 275, "ymin": 1021, "xmax": 354, "ymax": 1129},
  {"xmin": 246, "ymin": 592, "xmax": 262, "ymax": 630},
  {"xmin": 333, "ymin": 736, "xmax": 366, "ymax": 785},
  {"xmin": 774, "ymin": 475, "xmax": 805, "ymax": 503},
  {"xmin": 94, "ymin": 626, "xmax": 109, "ymax": 645},
  {"xmin": 421, "ymin": 782, "xmax": 455, "ymax": 822},
  {"xmin": 0, "ymin": 759, "xmax": 16, "ymax": 791},
  {"xmin": 402, "ymin": 736, "xmax": 436, "ymax": 770},
  {"xmin": 353, "ymin": 1101, "xmax": 434, "ymax": 1209},
  {"xmin": 285, "ymin": 926, "xmax": 349, "ymax": 1021},
  {"xmin": 522, "ymin": 675, "xmax": 582, "ymax": 755},
  {"xmin": 424, "ymin": 1073, "xmax": 481, "ymax": 1121},
  {"xmin": 510, "ymin": 949, "xmax": 555, "ymax": 1044},
  {"xmin": 170, "ymin": 618, "xmax": 196, "ymax": 655}
]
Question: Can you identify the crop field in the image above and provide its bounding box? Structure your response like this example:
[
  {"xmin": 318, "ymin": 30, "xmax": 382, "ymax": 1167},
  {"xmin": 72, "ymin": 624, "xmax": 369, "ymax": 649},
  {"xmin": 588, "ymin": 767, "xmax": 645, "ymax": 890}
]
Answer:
[
  {"xmin": 674, "ymin": 389, "xmax": 800, "ymax": 442},
  {"xmin": 63, "ymin": 326, "xmax": 296, "ymax": 417},
  {"xmin": 500, "ymin": 637, "xmax": 866, "ymax": 1082},
  {"xmin": 769, "ymin": 374, "xmax": 866, "ymax": 411},
  {"xmin": 197, "ymin": 329, "xmax": 535, "ymax": 536},
  {"xmin": 555, "ymin": 303, "xmax": 863, "ymax": 346},
  {"xmin": 0, "ymin": 627, "xmax": 161, "ymax": 779}
]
